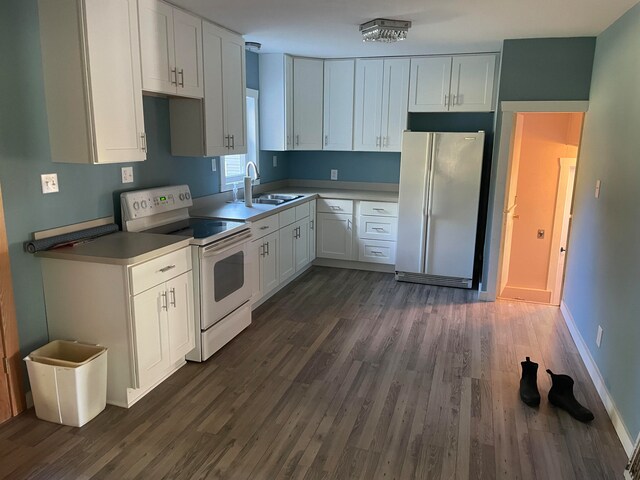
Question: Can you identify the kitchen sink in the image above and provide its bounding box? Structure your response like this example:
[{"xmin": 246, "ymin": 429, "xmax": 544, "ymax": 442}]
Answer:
[
  {"xmin": 251, "ymin": 197, "xmax": 284, "ymax": 205},
  {"xmin": 252, "ymin": 193, "xmax": 304, "ymax": 205}
]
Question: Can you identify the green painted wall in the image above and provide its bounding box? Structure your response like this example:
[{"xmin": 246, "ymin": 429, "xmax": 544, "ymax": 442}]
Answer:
[{"xmin": 563, "ymin": 3, "xmax": 640, "ymax": 439}]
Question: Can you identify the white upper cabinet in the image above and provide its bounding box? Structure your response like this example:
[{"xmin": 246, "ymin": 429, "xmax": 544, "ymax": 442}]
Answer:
[
  {"xmin": 323, "ymin": 59, "xmax": 355, "ymax": 151},
  {"xmin": 138, "ymin": 0, "xmax": 203, "ymax": 98},
  {"xmin": 450, "ymin": 55, "xmax": 497, "ymax": 112},
  {"xmin": 353, "ymin": 58, "xmax": 409, "ymax": 152},
  {"xmin": 409, "ymin": 54, "xmax": 497, "ymax": 112},
  {"xmin": 169, "ymin": 22, "xmax": 246, "ymax": 157},
  {"xmin": 293, "ymin": 58, "xmax": 324, "ymax": 150},
  {"xmin": 380, "ymin": 58, "xmax": 410, "ymax": 152},
  {"xmin": 408, "ymin": 56, "xmax": 452, "ymax": 112},
  {"xmin": 38, "ymin": 0, "xmax": 146, "ymax": 164},
  {"xmin": 259, "ymin": 53, "xmax": 293, "ymax": 151}
]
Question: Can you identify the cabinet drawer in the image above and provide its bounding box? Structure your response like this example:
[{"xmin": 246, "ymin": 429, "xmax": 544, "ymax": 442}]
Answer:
[
  {"xmin": 279, "ymin": 207, "xmax": 296, "ymax": 227},
  {"xmin": 358, "ymin": 215, "xmax": 397, "ymax": 241},
  {"xmin": 251, "ymin": 214, "xmax": 279, "ymax": 240},
  {"xmin": 360, "ymin": 201, "xmax": 398, "ymax": 217},
  {"xmin": 317, "ymin": 198, "xmax": 353, "ymax": 214},
  {"xmin": 358, "ymin": 239, "xmax": 396, "ymax": 265},
  {"xmin": 295, "ymin": 201, "xmax": 310, "ymax": 220},
  {"xmin": 130, "ymin": 247, "xmax": 191, "ymax": 295}
]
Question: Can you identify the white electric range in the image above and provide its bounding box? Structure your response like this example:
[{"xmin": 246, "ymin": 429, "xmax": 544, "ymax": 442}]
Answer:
[{"xmin": 121, "ymin": 185, "xmax": 253, "ymax": 362}]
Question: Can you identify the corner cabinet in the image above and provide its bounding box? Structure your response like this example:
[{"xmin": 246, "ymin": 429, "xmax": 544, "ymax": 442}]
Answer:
[
  {"xmin": 40, "ymin": 246, "xmax": 195, "ymax": 408},
  {"xmin": 353, "ymin": 58, "xmax": 410, "ymax": 152},
  {"xmin": 409, "ymin": 54, "xmax": 497, "ymax": 112},
  {"xmin": 38, "ymin": 0, "xmax": 146, "ymax": 164},
  {"xmin": 138, "ymin": 0, "xmax": 204, "ymax": 98},
  {"xmin": 169, "ymin": 22, "xmax": 247, "ymax": 157}
]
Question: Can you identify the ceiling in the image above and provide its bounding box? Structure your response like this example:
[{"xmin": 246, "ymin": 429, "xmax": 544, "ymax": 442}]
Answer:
[{"xmin": 171, "ymin": 0, "xmax": 638, "ymax": 58}]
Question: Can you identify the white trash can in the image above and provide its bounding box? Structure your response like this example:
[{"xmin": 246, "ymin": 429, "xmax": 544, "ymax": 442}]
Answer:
[{"xmin": 25, "ymin": 340, "xmax": 107, "ymax": 427}]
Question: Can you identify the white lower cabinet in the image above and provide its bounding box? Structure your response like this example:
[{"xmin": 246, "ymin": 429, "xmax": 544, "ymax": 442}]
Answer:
[
  {"xmin": 40, "ymin": 245, "xmax": 194, "ymax": 408},
  {"xmin": 279, "ymin": 217, "xmax": 310, "ymax": 283},
  {"xmin": 251, "ymin": 231, "xmax": 279, "ymax": 305},
  {"xmin": 317, "ymin": 213, "xmax": 353, "ymax": 260}
]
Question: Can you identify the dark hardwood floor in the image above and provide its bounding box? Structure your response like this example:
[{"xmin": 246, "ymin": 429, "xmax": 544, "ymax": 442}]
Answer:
[{"xmin": 0, "ymin": 267, "xmax": 628, "ymax": 479}]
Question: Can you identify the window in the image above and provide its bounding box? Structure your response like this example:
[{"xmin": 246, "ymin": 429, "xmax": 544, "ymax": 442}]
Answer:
[{"xmin": 220, "ymin": 89, "xmax": 259, "ymax": 191}]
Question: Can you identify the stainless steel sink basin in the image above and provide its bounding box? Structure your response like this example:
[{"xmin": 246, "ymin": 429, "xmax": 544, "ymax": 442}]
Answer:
[{"xmin": 251, "ymin": 193, "xmax": 304, "ymax": 205}]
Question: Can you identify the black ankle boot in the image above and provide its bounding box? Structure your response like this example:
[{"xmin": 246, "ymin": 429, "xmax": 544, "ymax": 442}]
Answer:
[
  {"xmin": 546, "ymin": 369, "xmax": 594, "ymax": 422},
  {"xmin": 519, "ymin": 357, "xmax": 541, "ymax": 407}
]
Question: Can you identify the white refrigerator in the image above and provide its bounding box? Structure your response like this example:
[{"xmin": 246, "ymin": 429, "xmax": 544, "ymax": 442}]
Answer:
[{"xmin": 395, "ymin": 131, "xmax": 484, "ymax": 288}]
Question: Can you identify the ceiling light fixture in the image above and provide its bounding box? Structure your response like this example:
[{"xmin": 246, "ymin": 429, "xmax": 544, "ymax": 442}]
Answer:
[
  {"xmin": 359, "ymin": 18, "xmax": 412, "ymax": 43},
  {"xmin": 245, "ymin": 41, "xmax": 262, "ymax": 52}
]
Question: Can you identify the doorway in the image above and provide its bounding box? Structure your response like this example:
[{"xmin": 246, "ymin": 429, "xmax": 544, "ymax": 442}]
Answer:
[{"xmin": 498, "ymin": 112, "xmax": 584, "ymax": 305}]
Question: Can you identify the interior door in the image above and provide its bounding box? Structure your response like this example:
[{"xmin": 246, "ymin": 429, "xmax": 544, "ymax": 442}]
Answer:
[
  {"xmin": 173, "ymin": 8, "xmax": 203, "ymax": 98},
  {"xmin": 353, "ymin": 59, "xmax": 384, "ymax": 151},
  {"xmin": 222, "ymin": 32, "xmax": 247, "ymax": 154},
  {"xmin": 166, "ymin": 272, "xmax": 195, "ymax": 363},
  {"xmin": 424, "ymin": 132, "xmax": 484, "ymax": 279},
  {"xmin": 380, "ymin": 58, "xmax": 410, "ymax": 152}
]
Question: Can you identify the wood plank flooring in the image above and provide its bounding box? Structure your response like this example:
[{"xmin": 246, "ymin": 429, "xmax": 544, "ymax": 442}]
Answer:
[{"xmin": 0, "ymin": 267, "xmax": 628, "ymax": 479}]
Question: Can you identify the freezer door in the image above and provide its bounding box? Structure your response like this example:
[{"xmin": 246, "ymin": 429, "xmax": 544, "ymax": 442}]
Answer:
[
  {"xmin": 395, "ymin": 132, "xmax": 431, "ymax": 273},
  {"xmin": 423, "ymin": 132, "xmax": 484, "ymax": 279}
]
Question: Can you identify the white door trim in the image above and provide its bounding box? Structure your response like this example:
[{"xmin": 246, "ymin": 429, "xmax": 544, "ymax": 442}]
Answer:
[{"xmin": 483, "ymin": 101, "xmax": 589, "ymax": 301}]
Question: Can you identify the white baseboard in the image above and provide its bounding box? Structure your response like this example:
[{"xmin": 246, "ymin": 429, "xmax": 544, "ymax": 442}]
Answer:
[
  {"xmin": 560, "ymin": 301, "xmax": 635, "ymax": 457},
  {"xmin": 624, "ymin": 470, "xmax": 632, "ymax": 480}
]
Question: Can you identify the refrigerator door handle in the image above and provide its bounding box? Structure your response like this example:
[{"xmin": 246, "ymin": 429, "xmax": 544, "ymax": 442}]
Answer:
[{"xmin": 423, "ymin": 135, "xmax": 438, "ymax": 274}]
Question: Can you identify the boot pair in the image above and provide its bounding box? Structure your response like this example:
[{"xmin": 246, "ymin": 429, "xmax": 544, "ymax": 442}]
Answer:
[{"xmin": 519, "ymin": 357, "xmax": 594, "ymax": 422}]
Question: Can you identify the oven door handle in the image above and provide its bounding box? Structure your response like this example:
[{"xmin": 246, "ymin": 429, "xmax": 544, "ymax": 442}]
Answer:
[{"xmin": 202, "ymin": 230, "xmax": 252, "ymax": 257}]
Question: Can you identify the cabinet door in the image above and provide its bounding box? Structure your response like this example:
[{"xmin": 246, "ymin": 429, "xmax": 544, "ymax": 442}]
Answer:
[
  {"xmin": 408, "ymin": 57, "xmax": 452, "ymax": 113},
  {"xmin": 166, "ymin": 272, "xmax": 195, "ymax": 364},
  {"xmin": 132, "ymin": 284, "xmax": 170, "ymax": 388},
  {"xmin": 173, "ymin": 9, "xmax": 203, "ymax": 98},
  {"xmin": 250, "ymin": 238, "xmax": 264, "ymax": 304},
  {"xmin": 353, "ymin": 59, "xmax": 384, "ymax": 151},
  {"xmin": 84, "ymin": 0, "xmax": 146, "ymax": 163},
  {"xmin": 222, "ymin": 33, "xmax": 247, "ymax": 154},
  {"xmin": 380, "ymin": 58, "xmax": 410, "ymax": 152},
  {"xmin": 323, "ymin": 60, "xmax": 355, "ymax": 151},
  {"xmin": 285, "ymin": 55, "xmax": 294, "ymax": 150},
  {"xmin": 309, "ymin": 200, "xmax": 317, "ymax": 262},
  {"xmin": 202, "ymin": 21, "xmax": 226, "ymax": 156},
  {"xmin": 262, "ymin": 232, "xmax": 280, "ymax": 294},
  {"xmin": 450, "ymin": 55, "xmax": 496, "ymax": 112},
  {"xmin": 138, "ymin": 0, "xmax": 176, "ymax": 95},
  {"xmin": 294, "ymin": 219, "xmax": 310, "ymax": 271},
  {"xmin": 293, "ymin": 58, "xmax": 324, "ymax": 150},
  {"xmin": 279, "ymin": 224, "xmax": 296, "ymax": 282},
  {"xmin": 317, "ymin": 213, "xmax": 353, "ymax": 260}
]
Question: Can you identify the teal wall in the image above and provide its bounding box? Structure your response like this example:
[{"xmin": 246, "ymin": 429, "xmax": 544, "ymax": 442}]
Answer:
[
  {"xmin": 563, "ymin": 3, "xmax": 640, "ymax": 439},
  {"xmin": 287, "ymin": 151, "xmax": 400, "ymax": 183},
  {"xmin": 482, "ymin": 37, "xmax": 596, "ymax": 286}
]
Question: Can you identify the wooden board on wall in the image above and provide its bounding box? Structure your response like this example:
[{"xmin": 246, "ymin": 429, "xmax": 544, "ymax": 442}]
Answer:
[{"xmin": 0, "ymin": 183, "xmax": 26, "ymax": 422}]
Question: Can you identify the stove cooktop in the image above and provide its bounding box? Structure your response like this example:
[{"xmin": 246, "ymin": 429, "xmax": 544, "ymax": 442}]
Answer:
[{"xmin": 144, "ymin": 218, "xmax": 248, "ymax": 245}]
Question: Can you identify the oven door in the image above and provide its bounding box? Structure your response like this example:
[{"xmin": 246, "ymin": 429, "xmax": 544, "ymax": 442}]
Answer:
[{"xmin": 199, "ymin": 230, "xmax": 252, "ymax": 330}]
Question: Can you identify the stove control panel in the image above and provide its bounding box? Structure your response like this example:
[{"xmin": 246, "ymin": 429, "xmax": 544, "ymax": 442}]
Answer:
[{"xmin": 121, "ymin": 185, "xmax": 193, "ymax": 220}]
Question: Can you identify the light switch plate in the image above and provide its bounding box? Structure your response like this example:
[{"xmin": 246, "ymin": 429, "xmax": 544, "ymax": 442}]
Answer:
[
  {"xmin": 273, "ymin": 155, "xmax": 277, "ymax": 167},
  {"xmin": 595, "ymin": 179, "xmax": 601, "ymax": 198},
  {"xmin": 596, "ymin": 325, "xmax": 603, "ymax": 347},
  {"xmin": 211, "ymin": 158, "xmax": 217, "ymax": 172},
  {"xmin": 41, "ymin": 173, "xmax": 59, "ymax": 194},
  {"xmin": 330, "ymin": 169, "xmax": 338, "ymax": 181},
  {"xmin": 121, "ymin": 166, "xmax": 134, "ymax": 183}
]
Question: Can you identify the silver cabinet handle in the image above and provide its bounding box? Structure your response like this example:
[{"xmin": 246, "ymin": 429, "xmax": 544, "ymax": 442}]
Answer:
[
  {"xmin": 310, "ymin": 219, "xmax": 314, "ymax": 230},
  {"xmin": 259, "ymin": 225, "xmax": 269, "ymax": 230},
  {"xmin": 161, "ymin": 291, "xmax": 168, "ymax": 311},
  {"xmin": 373, "ymin": 208, "xmax": 386, "ymax": 212},
  {"xmin": 347, "ymin": 219, "xmax": 352, "ymax": 230},
  {"xmin": 330, "ymin": 205, "xmax": 342, "ymax": 211},
  {"xmin": 140, "ymin": 132, "xmax": 147, "ymax": 152},
  {"xmin": 451, "ymin": 93, "xmax": 457, "ymax": 105},
  {"xmin": 444, "ymin": 94, "xmax": 449, "ymax": 106},
  {"xmin": 371, "ymin": 250, "xmax": 383, "ymax": 256},
  {"xmin": 324, "ymin": 135, "xmax": 328, "ymax": 146},
  {"xmin": 169, "ymin": 288, "xmax": 176, "ymax": 307},
  {"xmin": 231, "ymin": 135, "xmax": 235, "ymax": 149},
  {"xmin": 171, "ymin": 67, "xmax": 177, "ymax": 86},
  {"xmin": 159, "ymin": 264, "xmax": 175, "ymax": 273},
  {"xmin": 296, "ymin": 134, "xmax": 300, "ymax": 146},
  {"xmin": 266, "ymin": 241, "xmax": 270, "ymax": 256},
  {"xmin": 178, "ymin": 68, "xmax": 184, "ymax": 87},
  {"xmin": 259, "ymin": 244, "xmax": 265, "ymax": 258},
  {"xmin": 287, "ymin": 135, "xmax": 290, "ymax": 147},
  {"xmin": 372, "ymin": 227, "xmax": 386, "ymax": 232},
  {"xmin": 375, "ymin": 136, "xmax": 380, "ymax": 147}
]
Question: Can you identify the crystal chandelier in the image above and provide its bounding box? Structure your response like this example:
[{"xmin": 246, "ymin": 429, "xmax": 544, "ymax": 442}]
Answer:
[{"xmin": 359, "ymin": 18, "xmax": 412, "ymax": 43}]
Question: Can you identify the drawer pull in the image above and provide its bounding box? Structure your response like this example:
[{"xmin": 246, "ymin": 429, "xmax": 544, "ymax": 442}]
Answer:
[
  {"xmin": 371, "ymin": 250, "xmax": 384, "ymax": 256},
  {"xmin": 159, "ymin": 264, "xmax": 176, "ymax": 273},
  {"xmin": 372, "ymin": 227, "xmax": 386, "ymax": 232},
  {"xmin": 330, "ymin": 205, "xmax": 342, "ymax": 211},
  {"xmin": 373, "ymin": 208, "xmax": 386, "ymax": 212},
  {"xmin": 259, "ymin": 225, "xmax": 270, "ymax": 230}
]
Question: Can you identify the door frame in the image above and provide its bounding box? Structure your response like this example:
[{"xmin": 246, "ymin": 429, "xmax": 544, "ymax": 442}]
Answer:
[
  {"xmin": 0, "ymin": 183, "xmax": 26, "ymax": 421},
  {"xmin": 482, "ymin": 101, "xmax": 589, "ymax": 301}
]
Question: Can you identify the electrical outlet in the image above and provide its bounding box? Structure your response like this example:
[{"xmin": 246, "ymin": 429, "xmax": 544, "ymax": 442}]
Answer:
[
  {"xmin": 330, "ymin": 169, "xmax": 338, "ymax": 181},
  {"xmin": 595, "ymin": 179, "xmax": 601, "ymax": 198},
  {"xmin": 121, "ymin": 166, "xmax": 134, "ymax": 183},
  {"xmin": 273, "ymin": 155, "xmax": 277, "ymax": 167},
  {"xmin": 596, "ymin": 325, "xmax": 603, "ymax": 347},
  {"xmin": 211, "ymin": 158, "xmax": 217, "ymax": 172},
  {"xmin": 41, "ymin": 173, "xmax": 59, "ymax": 194}
]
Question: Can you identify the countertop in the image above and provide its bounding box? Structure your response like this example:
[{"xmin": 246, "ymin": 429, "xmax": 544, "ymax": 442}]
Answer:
[
  {"xmin": 190, "ymin": 188, "xmax": 399, "ymax": 222},
  {"xmin": 35, "ymin": 231, "xmax": 192, "ymax": 266}
]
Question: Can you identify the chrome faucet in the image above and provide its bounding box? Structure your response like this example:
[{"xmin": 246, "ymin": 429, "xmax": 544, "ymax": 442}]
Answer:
[{"xmin": 244, "ymin": 161, "xmax": 260, "ymax": 207}]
